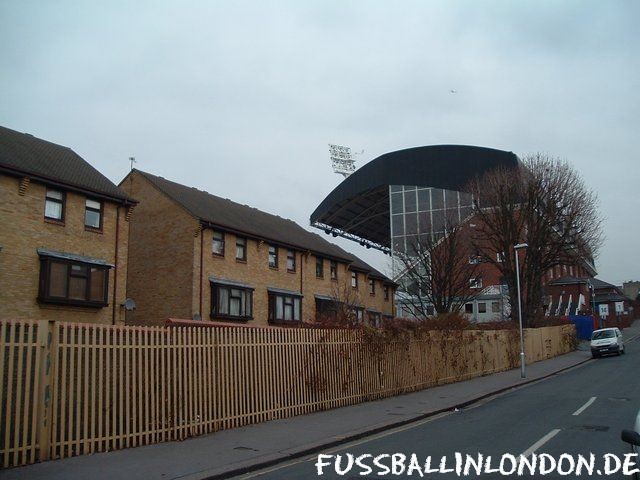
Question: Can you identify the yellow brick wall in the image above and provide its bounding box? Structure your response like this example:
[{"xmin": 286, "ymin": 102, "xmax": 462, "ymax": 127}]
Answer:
[
  {"xmin": 199, "ymin": 230, "xmax": 302, "ymax": 326},
  {"xmin": 198, "ymin": 230, "xmax": 395, "ymax": 325},
  {"xmin": 301, "ymin": 255, "xmax": 395, "ymax": 320},
  {"xmin": 0, "ymin": 173, "xmax": 129, "ymax": 324},
  {"xmin": 121, "ymin": 172, "xmax": 198, "ymax": 325},
  {"xmin": 124, "ymin": 171, "xmax": 395, "ymax": 326}
]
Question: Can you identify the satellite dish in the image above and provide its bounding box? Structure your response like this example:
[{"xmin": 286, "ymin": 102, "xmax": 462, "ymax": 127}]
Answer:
[{"xmin": 121, "ymin": 298, "xmax": 136, "ymax": 311}]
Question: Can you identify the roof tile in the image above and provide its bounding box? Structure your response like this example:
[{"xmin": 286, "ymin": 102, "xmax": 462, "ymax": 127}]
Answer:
[{"xmin": 0, "ymin": 125, "xmax": 134, "ymax": 202}]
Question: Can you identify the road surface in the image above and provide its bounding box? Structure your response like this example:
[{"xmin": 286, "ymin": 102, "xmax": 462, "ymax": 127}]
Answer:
[{"xmin": 236, "ymin": 335, "xmax": 640, "ymax": 479}]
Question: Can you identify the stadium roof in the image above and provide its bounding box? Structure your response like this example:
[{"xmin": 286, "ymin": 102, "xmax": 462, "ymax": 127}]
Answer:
[{"xmin": 310, "ymin": 145, "xmax": 519, "ymax": 252}]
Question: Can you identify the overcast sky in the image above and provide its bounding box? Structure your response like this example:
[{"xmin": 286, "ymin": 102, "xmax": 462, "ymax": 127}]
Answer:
[{"xmin": 1, "ymin": 1, "xmax": 638, "ymax": 284}]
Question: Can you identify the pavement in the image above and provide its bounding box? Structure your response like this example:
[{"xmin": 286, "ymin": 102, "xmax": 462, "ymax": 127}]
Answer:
[
  {"xmin": 3, "ymin": 321, "xmax": 639, "ymax": 480},
  {"xmin": 249, "ymin": 321, "xmax": 640, "ymax": 479}
]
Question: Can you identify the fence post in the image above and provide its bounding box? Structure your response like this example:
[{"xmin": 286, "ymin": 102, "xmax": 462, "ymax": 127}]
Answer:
[{"xmin": 36, "ymin": 320, "xmax": 56, "ymax": 462}]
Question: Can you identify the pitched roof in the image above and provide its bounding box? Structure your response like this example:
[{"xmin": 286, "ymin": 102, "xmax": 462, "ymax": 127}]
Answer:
[
  {"xmin": 594, "ymin": 292, "xmax": 628, "ymax": 303},
  {"xmin": 590, "ymin": 278, "xmax": 617, "ymax": 290},
  {"xmin": 548, "ymin": 276, "xmax": 618, "ymax": 291},
  {"xmin": 548, "ymin": 276, "xmax": 588, "ymax": 286},
  {"xmin": 0, "ymin": 125, "xmax": 134, "ymax": 203},
  {"xmin": 133, "ymin": 169, "xmax": 394, "ymax": 283}
]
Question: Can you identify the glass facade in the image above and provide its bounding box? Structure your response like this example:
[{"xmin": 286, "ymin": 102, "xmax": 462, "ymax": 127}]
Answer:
[{"xmin": 389, "ymin": 185, "xmax": 473, "ymax": 256}]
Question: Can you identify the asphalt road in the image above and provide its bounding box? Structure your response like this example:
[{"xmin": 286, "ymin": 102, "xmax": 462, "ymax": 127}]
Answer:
[{"xmin": 235, "ymin": 335, "xmax": 640, "ymax": 479}]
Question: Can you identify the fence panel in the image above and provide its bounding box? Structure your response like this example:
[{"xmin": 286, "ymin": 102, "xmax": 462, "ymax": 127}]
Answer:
[{"xmin": 0, "ymin": 321, "xmax": 575, "ymax": 467}]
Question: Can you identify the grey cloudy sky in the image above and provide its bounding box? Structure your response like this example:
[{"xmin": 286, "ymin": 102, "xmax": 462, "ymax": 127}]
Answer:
[{"xmin": 1, "ymin": 0, "xmax": 638, "ymax": 284}]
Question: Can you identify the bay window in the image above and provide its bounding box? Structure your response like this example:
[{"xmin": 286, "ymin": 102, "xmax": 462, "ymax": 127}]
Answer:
[
  {"xmin": 38, "ymin": 253, "xmax": 110, "ymax": 307},
  {"xmin": 211, "ymin": 281, "xmax": 253, "ymax": 320},
  {"xmin": 268, "ymin": 289, "xmax": 302, "ymax": 323}
]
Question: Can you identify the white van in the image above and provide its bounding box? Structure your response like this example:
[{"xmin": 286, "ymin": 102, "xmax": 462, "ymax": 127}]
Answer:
[{"xmin": 590, "ymin": 327, "xmax": 624, "ymax": 358}]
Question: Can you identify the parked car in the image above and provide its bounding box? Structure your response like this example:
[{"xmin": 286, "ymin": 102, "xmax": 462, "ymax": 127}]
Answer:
[
  {"xmin": 621, "ymin": 408, "xmax": 640, "ymax": 480},
  {"xmin": 590, "ymin": 327, "xmax": 625, "ymax": 358}
]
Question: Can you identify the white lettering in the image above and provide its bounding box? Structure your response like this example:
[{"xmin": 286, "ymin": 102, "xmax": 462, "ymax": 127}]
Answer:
[
  {"xmin": 454, "ymin": 452, "xmax": 462, "ymax": 476},
  {"xmin": 423, "ymin": 456, "xmax": 439, "ymax": 474},
  {"xmin": 464, "ymin": 453, "xmax": 483, "ymax": 476},
  {"xmin": 623, "ymin": 454, "xmax": 640, "ymax": 476},
  {"xmin": 557, "ymin": 453, "xmax": 575, "ymax": 475},
  {"xmin": 539, "ymin": 453, "xmax": 556, "ymax": 475},
  {"xmin": 335, "ymin": 454, "xmax": 354, "ymax": 476},
  {"xmin": 406, "ymin": 454, "xmax": 424, "ymax": 477},
  {"xmin": 604, "ymin": 453, "xmax": 621, "ymax": 474},
  {"xmin": 316, "ymin": 454, "xmax": 333, "ymax": 475},
  {"xmin": 439, "ymin": 455, "xmax": 454, "ymax": 473},
  {"xmin": 391, "ymin": 453, "xmax": 406, "ymax": 475},
  {"xmin": 355, "ymin": 454, "xmax": 372, "ymax": 476},
  {"xmin": 499, "ymin": 454, "xmax": 517, "ymax": 475},
  {"xmin": 484, "ymin": 455, "xmax": 500, "ymax": 474},
  {"xmin": 518, "ymin": 454, "xmax": 537, "ymax": 475},
  {"xmin": 373, "ymin": 454, "xmax": 390, "ymax": 476},
  {"xmin": 575, "ymin": 454, "xmax": 595, "ymax": 476}
]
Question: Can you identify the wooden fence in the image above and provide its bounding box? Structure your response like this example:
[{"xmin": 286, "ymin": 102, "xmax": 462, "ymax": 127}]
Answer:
[{"xmin": 0, "ymin": 320, "xmax": 575, "ymax": 468}]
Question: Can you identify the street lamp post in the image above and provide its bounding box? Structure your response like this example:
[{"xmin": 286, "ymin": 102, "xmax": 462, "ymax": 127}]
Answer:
[{"xmin": 514, "ymin": 243, "xmax": 528, "ymax": 378}]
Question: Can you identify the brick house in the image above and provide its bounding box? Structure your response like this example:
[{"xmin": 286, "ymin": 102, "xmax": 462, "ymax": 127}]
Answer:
[
  {"xmin": 121, "ymin": 170, "xmax": 396, "ymax": 326},
  {"xmin": 545, "ymin": 276, "xmax": 631, "ymax": 323},
  {"xmin": 0, "ymin": 126, "xmax": 136, "ymax": 324}
]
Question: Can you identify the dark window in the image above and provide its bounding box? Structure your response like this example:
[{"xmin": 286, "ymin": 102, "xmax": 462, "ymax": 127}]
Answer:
[
  {"xmin": 465, "ymin": 303, "xmax": 474, "ymax": 314},
  {"xmin": 367, "ymin": 311, "xmax": 381, "ymax": 328},
  {"xmin": 330, "ymin": 260, "xmax": 338, "ymax": 280},
  {"xmin": 38, "ymin": 257, "xmax": 109, "ymax": 307},
  {"xmin": 491, "ymin": 301, "xmax": 501, "ymax": 313},
  {"xmin": 211, "ymin": 283, "xmax": 253, "ymax": 319},
  {"xmin": 384, "ymin": 285, "xmax": 389, "ymax": 301},
  {"xmin": 478, "ymin": 303, "xmax": 487, "ymax": 313},
  {"xmin": 268, "ymin": 245, "xmax": 278, "ymax": 268},
  {"xmin": 44, "ymin": 189, "xmax": 65, "ymax": 221},
  {"xmin": 369, "ymin": 278, "xmax": 375, "ymax": 295},
  {"xmin": 212, "ymin": 231, "xmax": 225, "ymax": 256},
  {"xmin": 269, "ymin": 292, "xmax": 302, "ymax": 323},
  {"xmin": 287, "ymin": 250, "xmax": 296, "ymax": 272},
  {"xmin": 235, "ymin": 237, "xmax": 247, "ymax": 261},
  {"xmin": 351, "ymin": 271, "xmax": 358, "ymax": 288},
  {"xmin": 84, "ymin": 198, "xmax": 102, "ymax": 229},
  {"xmin": 351, "ymin": 307, "xmax": 364, "ymax": 323},
  {"xmin": 316, "ymin": 256, "xmax": 324, "ymax": 278}
]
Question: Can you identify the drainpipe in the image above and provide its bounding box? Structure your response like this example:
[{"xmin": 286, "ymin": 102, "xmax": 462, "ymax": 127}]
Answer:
[
  {"xmin": 300, "ymin": 252, "xmax": 304, "ymax": 293},
  {"xmin": 112, "ymin": 205, "xmax": 120, "ymax": 325},
  {"xmin": 199, "ymin": 226, "xmax": 204, "ymax": 317},
  {"xmin": 300, "ymin": 252, "xmax": 305, "ymax": 321}
]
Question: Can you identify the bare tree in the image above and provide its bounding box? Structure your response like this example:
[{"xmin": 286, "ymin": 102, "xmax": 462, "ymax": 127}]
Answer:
[
  {"xmin": 316, "ymin": 280, "xmax": 365, "ymax": 327},
  {"xmin": 468, "ymin": 153, "xmax": 604, "ymax": 326},
  {"xmin": 394, "ymin": 218, "xmax": 482, "ymax": 319}
]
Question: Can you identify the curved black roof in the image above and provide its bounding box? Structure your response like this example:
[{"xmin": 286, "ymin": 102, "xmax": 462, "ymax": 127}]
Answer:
[{"xmin": 310, "ymin": 145, "xmax": 519, "ymax": 251}]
